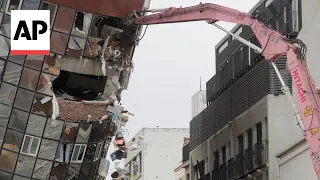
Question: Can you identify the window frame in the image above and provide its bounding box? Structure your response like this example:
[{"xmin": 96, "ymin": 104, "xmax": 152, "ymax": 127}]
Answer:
[
  {"xmin": 5, "ymin": 0, "xmax": 23, "ymax": 14},
  {"xmin": 218, "ymin": 40, "xmax": 228, "ymax": 54},
  {"xmin": 71, "ymin": 144, "xmax": 87, "ymax": 163},
  {"xmin": 20, "ymin": 134, "xmax": 41, "ymax": 157},
  {"xmin": 265, "ymin": 0, "xmax": 274, "ymax": 7},
  {"xmin": 93, "ymin": 142, "xmax": 103, "ymax": 161},
  {"xmin": 40, "ymin": 1, "xmax": 58, "ymax": 27}
]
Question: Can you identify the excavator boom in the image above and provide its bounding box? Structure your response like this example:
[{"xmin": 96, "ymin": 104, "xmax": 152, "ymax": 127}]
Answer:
[{"xmin": 131, "ymin": 3, "xmax": 320, "ymax": 178}]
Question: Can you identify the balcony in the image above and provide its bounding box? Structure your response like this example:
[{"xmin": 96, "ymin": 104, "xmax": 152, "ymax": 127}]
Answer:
[
  {"xmin": 254, "ymin": 140, "xmax": 268, "ymax": 168},
  {"xmin": 235, "ymin": 152, "xmax": 244, "ymax": 178},
  {"xmin": 204, "ymin": 173, "xmax": 211, "ymax": 180},
  {"xmin": 227, "ymin": 159, "xmax": 235, "ymax": 180},
  {"xmin": 212, "ymin": 168, "xmax": 219, "ymax": 180},
  {"xmin": 182, "ymin": 144, "xmax": 190, "ymax": 163},
  {"xmin": 219, "ymin": 164, "xmax": 227, "ymax": 180},
  {"xmin": 244, "ymin": 147, "xmax": 253, "ymax": 173}
]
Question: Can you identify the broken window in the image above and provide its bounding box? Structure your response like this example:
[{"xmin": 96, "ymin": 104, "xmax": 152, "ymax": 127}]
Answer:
[
  {"xmin": 14, "ymin": 154, "xmax": 36, "ymax": 177},
  {"xmin": 89, "ymin": 123, "xmax": 103, "ymax": 142},
  {"xmin": 66, "ymin": 36, "xmax": 86, "ymax": 58},
  {"xmin": 3, "ymin": 62, "xmax": 22, "ymax": 85},
  {"xmin": 43, "ymin": 118, "xmax": 64, "ymax": 140},
  {"xmin": 0, "ymin": 104, "xmax": 10, "ymax": 127},
  {"xmin": 32, "ymin": 159, "xmax": 53, "ymax": 179},
  {"xmin": 76, "ymin": 123, "xmax": 92, "ymax": 143},
  {"xmin": 71, "ymin": 144, "xmax": 87, "ymax": 163},
  {"xmin": 39, "ymin": 1, "xmax": 57, "ymax": 27},
  {"xmin": 65, "ymin": 164, "xmax": 81, "ymax": 179},
  {"xmin": 8, "ymin": 108, "xmax": 28, "ymax": 132},
  {"xmin": 20, "ymin": 135, "xmax": 41, "ymax": 156},
  {"xmin": 5, "ymin": 0, "xmax": 22, "ymax": 14},
  {"xmin": 0, "ymin": 15, "xmax": 10, "ymax": 38},
  {"xmin": 19, "ymin": 67, "xmax": 40, "ymax": 91},
  {"xmin": 37, "ymin": 73, "xmax": 55, "ymax": 96},
  {"xmin": 53, "ymin": 70, "xmax": 107, "ymax": 101},
  {"xmin": 0, "ymin": 149, "xmax": 18, "ymax": 172},
  {"xmin": 93, "ymin": 142, "xmax": 103, "ymax": 161},
  {"xmin": 62, "ymin": 122, "xmax": 78, "ymax": 142},
  {"xmin": 25, "ymin": 55, "xmax": 44, "ymax": 70},
  {"xmin": 38, "ymin": 138, "xmax": 58, "ymax": 160},
  {"xmin": 25, "ymin": 114, "xmax": 46, "ymax": 136},
  {"xmin": 3, "ymin": 129, "xmax": 23, "ymax": 152},
  {"xmin": 53, "ymin": 6, "xmax": 75, "ymax": 34},
  {"xmin": 72, "ymin": 11, "xmax": 92, "ymax": 38},
  {"xmin": 55, "ymin": 143, "xmax": 72, "ymax": 163},
  {"xmin": 0, "ymin": 82, "xmax": 17, "ymax": 106},
  {"xmin": 83, "ymin": 15, "xmax": 123, "ymax": 58},
  {"xmin": 50, "ymin": 31, "xmax": 69, "ymax": 55},
  {"xmin": 31, "ymin": 93, "xmax": 52, "ymax": 116},
  {"xmin": 51, "ymin": 163, "xmax": 68, "ymax": 179},
  {"xmin": 21, "ymin": 0, "xmax": 40, "ymax": 10}
]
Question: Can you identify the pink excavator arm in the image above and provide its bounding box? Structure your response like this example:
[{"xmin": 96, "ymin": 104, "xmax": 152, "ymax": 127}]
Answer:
[{"xmin": 131, "ymin": 3, "xmax": 320, "ymax": 178}]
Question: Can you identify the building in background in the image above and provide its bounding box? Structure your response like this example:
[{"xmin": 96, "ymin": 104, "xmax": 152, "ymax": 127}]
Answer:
[
  {"xmin": 124, "ymin": 128, "xmax": 189, "ymax": 180},
  {"xmin": 0, "ymin": 0, "xmax": 150, "ymax": 179},
  {"xmin": 189, "ymin": 0, "xmax": 305, "ymax": 180},
  {"xmin": 174, "ymin": 137, "xmax": 191, "ymax": 180},
  {"xmin": 191, "ymin": 90, "xmax": 207, "ymax": 119}
]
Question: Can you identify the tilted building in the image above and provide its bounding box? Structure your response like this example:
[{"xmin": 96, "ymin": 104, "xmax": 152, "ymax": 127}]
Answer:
[{"xmin": 0, "ymin": 0, "xmax": 150, "ymax": 179}]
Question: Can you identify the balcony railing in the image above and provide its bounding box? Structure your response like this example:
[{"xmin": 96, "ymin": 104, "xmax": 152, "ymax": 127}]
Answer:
[
  {"xmin": 212, "ymin": 168, "xmax": 219, "ymax": 180},
  {"xmin": 204, "ymin": 173, "xmax": 211, "ymax": 180},
  {"xmin": 219, "ymin": 164, "xmax": 227, "ymax": 180},
  {"xmin": 182, "ymin": 144, "xmax": 190, "ymax": 163},
  {"xmin": 244, "ymin": 147, "xmax": 253, "ymax": 173},
  {"xmin": 254, "ymin": 140, "xmax": 268, "ymax": 168},
  {"xmin": 208, "ymin": 141, "xmax": 268, "ymax": 180},
  {"xmin": 235, "ymin": 152, "xmax": 244, "ymax": 177},
  {"xmin": 227, "ymin": 158, "xmax": 235, "ymax": 180}
]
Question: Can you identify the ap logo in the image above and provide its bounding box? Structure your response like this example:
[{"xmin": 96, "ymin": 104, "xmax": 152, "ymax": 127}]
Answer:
[{"xmin": 11, "ymin": 10, "xmax": 50, "ymax": 55}]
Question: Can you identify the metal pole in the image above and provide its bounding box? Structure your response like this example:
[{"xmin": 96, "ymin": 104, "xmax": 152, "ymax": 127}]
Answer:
[{"xmin": 211, "ymin": 23, "xmax": 304, "ymax": 129}]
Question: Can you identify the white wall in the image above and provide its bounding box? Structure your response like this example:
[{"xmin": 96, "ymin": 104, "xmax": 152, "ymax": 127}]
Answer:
[
  {"xmin": 175, "ymin": 165, "xmax": 186, "ymax": 180},
  {"xmin": 267, "ymin": 95, "xmax": 304, "ymax": 180},
  {"xmin": 278, "ymin": 140, "xmax": 317, "ymax": 180},
  {"xmin": 143, "ymin": 128, "xmax": 189, "ymax": 180},
  {"xmin": 125, "ymin": 128, "xmax": 189, "ymax": 180}
]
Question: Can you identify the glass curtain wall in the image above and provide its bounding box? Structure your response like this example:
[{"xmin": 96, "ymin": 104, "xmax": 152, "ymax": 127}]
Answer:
[{"xmin": 0, "ymin": 1, "xmax": 111, "ymax": 179}]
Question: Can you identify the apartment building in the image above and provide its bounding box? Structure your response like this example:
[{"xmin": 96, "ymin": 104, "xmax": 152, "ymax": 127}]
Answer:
[
  {"xmin": 189, "ymin": 0, "xmax": 303, "ymax": 179},
  {"xmin": 0, "ymin": 0, "xmax": 150, "ymax": 179},
  {"xmin": 124, "ymin": 128, "xmax": 189, "ymax": 180}
]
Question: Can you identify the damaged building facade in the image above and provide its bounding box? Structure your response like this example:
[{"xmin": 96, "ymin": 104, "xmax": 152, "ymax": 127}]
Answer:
[{"xmin": 0, "ymin": 0, "xmax": 150, "ymax": 179}]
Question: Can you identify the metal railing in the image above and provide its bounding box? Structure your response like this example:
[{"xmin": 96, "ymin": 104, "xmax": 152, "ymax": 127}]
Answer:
[
  {"xmin": 244, "ymin": 147, "xmax": 254, "ymax": 173},
  {"xmin": 227, "ymin": 158, "xmax": 235, "ymax": 180},
  {"xmin": 253, "ymin": 140, "xmax": 268, "ymax": 168},
  {"xmin": 212, "ymin": 168, "xmax": 219, "ymax": 180},
  {"xmin": 219, "ymin": 164, "xmax": 227, "ymax": 180},
  {"xmin": 235, "ymin": 152, "xmax": 244, "ymax": 177},
  {"xmin": 182, "ymin": 144, "xmax": 190, "ymax": 163}
]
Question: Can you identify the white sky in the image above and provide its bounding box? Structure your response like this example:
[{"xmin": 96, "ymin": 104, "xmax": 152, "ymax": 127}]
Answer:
[{"xmin": 106, "ymin": 0, "xmax": 260, "ymax": 179}]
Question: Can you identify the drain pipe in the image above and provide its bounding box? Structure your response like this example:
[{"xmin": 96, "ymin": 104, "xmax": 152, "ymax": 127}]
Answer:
[{"xmin": 276, "ymin": 157, "xmax": 280, "ymax": 180}]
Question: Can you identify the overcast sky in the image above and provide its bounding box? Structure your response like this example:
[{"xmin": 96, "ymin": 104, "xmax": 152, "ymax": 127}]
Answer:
[{"xmin": 106, "ymin": 0, "xmax": 260, "ymax": 178}]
